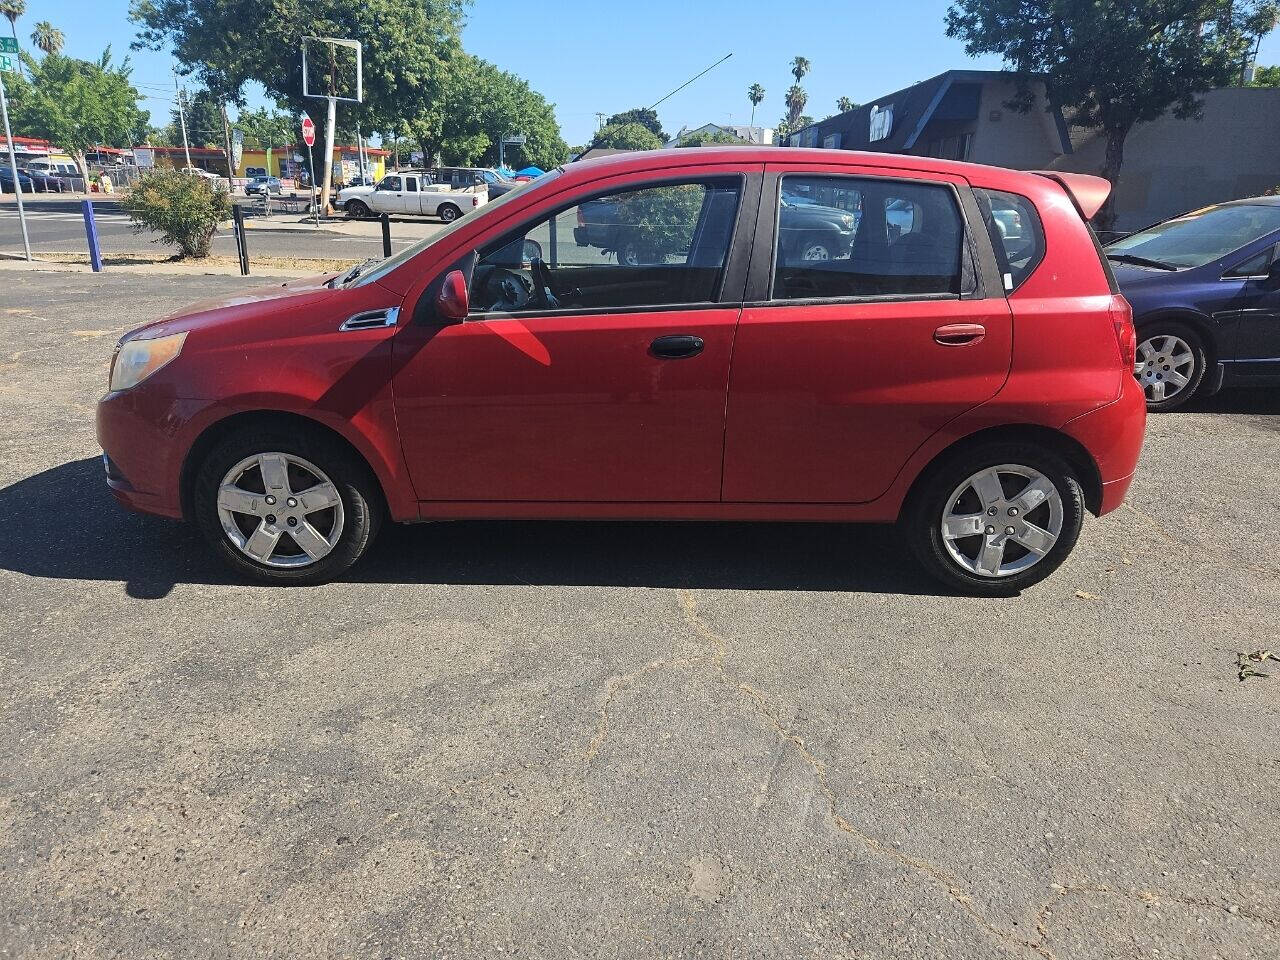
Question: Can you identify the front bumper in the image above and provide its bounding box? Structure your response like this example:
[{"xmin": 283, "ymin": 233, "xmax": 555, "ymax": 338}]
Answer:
[{"xmin": 96, "ymin": 386, "xmax": 212, "ymax": 520}]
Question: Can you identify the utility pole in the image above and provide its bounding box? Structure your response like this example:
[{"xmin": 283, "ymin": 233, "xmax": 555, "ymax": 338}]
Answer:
[
  {"xmin": 594, "ymin": 112, "xmax": 607, "ymax": 131},
  {"xmin": 219, "ymin": 103, "xmax": 236, "ymax": 193},
  {"xmin": 173, "ymin": 69, "xmax": 192, "ymax": 171}
]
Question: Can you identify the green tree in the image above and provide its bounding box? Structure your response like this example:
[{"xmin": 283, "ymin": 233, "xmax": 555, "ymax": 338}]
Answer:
[
  {"xmin": 837, "ymin": 96, "xmax": 857, "ymax": 113},
  {"xmin": 676, "ymin": 128, "xmax": 744, "ymax": 146},
  {"xmin": 748, "ymin": 83, "xmax": 765, "ymax": 126},
  {"xmin": 605, "ymin": 107, "xmax": 665, "ymax": 142},
  {"xmin": 130, "ymin": 0, "xmax": 465, "ymax": 199},
  {"xmin": 785, "ymin": 84, "xmax": 808, "ymax": 127},
  {"xmin": 592, "ymin": 121, "xmax": 662, "ymax": 151},
  {"xmin": 236, "ymin": 106, "xmax": 293, "ymax": 149},
  {"xmin": 30, "ymin": 20, "xmax": 61, "ymax": 55},
  {"xmin": 10, "ymin": 47, "xmax": 150, "ymax": 178},
  {"xmin": 1251, "ymin": 63, "xmax": 1280, "ymax": 85},
  {"xmin": 172, "ymin": 87, "xmax": 224, "ymax": 148},
  {"xmin": 122, "ymin": 167, "xmax": 232, "ymax": 258},
  {"xmin": 0, "ymin": 0, "xmax": 24, "ymax": 49},
  {"xmin": 946, "ymin": 0, "xmax": 1275, "ymax": 229}
]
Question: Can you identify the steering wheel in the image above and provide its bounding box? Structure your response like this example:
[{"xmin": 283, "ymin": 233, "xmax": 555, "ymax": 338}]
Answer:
[{"xmin": 529, "ymin": 257, "xmax": 560, "ymax": 309}]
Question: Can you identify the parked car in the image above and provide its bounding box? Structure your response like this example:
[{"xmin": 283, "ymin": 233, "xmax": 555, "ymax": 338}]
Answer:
[
  {"xmin": 24, "ymin": 156, "xmax": 80, "ymax": 177},
  {"xmin": 18, "ymin": 167, "xmax": 67, "ymax": 193},
  {"xmin": 1104, "ymin": 196, "xmax": 1280, "ymax": 410},
  {"xmin": 0, "ymin": 167, "xmax": 34, "ymax": 193},
  {"xmin": 432, "ymin": 166, "xmax": 516, "ymax": 201},
  {"xmin": 96, "ymin": 148, "xmax": 1144, "ymax": 593},
  {"xmin": 576, "ymin": 187, "xmax": 857, "ymax": 265},
  {"xmin": 245, "ymin": 175, "xmax": 283, "ymax": 196},
  {"xmin": 337, "ymin": 172, "xmax": 488, "ymax": 222}
]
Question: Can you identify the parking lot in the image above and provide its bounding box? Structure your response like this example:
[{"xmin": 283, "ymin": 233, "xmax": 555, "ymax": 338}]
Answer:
[{"xmin": 1, "ymin": 268, "xmax": 1278, "ymax": 958}]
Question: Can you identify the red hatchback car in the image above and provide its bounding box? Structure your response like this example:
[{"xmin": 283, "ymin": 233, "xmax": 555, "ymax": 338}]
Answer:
[{"xmin": 97, "ymin": 148, "xmax": 1145, "ymax": 594}]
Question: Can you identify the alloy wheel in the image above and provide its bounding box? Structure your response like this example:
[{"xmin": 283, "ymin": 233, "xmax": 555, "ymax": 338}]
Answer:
[
  {"xmin": 216, "ymin": 453, "xmax": 345, "ymax": 568},
  {"xmin": 1135, "ymin": 334, "xmax": 1194, "ymax": 403},
  {"xmin": 801, "ymin": 242, "xmax": 832, "ymax": 262},
  {"xmin": 940, "ymin": 464, "xmax": 1064, "ymax": 578}
]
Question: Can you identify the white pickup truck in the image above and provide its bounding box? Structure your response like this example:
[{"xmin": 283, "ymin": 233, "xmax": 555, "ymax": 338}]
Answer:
[{"xmin": 337, "ymin": 172, "xmax": 488, "ymax": 222}]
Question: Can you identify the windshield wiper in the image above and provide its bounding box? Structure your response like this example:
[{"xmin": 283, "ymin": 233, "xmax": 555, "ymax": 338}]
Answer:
[
  {"xmin": 1106, "ymin": 253, "xmax": 1178, "ymax": 271},
  {"xmin": 329, "ymin": 257, "xmax": 382, "ymax": 287}
]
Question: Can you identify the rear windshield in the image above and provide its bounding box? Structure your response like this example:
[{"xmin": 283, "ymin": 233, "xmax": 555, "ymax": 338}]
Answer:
[
  {"xmin": 974, "ymin": 188, "xmax": 1044, "ymax": 292},
  {"xmin": 1106, "ymin": 203, "xmax": 1280, "ymax": 269}
]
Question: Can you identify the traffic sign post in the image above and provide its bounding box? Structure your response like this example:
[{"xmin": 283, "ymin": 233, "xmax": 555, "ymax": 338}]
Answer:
[
  {"xmin": 302, "ymin": 115, "xmax": 317, "ymax": 226},
  {"xmin": 0, "ymin": 51, "xmax": 31, "ymax": 262},
  {"xmin": 499, "ymin": 133, "xmax": 526, "ymax": 170}
]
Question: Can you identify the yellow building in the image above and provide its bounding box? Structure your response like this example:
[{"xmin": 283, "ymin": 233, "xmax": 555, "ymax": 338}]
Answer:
[{"xmin": 237, "ymin": 143, "xmax": 388, "ymax": 185}]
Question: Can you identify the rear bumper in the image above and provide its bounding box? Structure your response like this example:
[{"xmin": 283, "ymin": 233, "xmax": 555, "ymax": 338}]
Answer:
[{"xmin": 1062, "ymin": 374, "xmax": 1147, "ymax": 516}]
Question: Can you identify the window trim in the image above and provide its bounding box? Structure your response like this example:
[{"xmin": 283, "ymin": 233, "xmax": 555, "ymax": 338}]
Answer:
[
  {"xmin": 1221, "ymin": 241, "xmax": 1279, "ymax": 281},
  {"xmin": 464, "ymin": 173, "xmax": 756, "ymax": 320},
  {"xmin": 974, "ymin": 187, "xmax": 1046, "ymax": 295},
  {"xmin": 759, "ymin": 171, "xmax": 983, "ymax": 306}
]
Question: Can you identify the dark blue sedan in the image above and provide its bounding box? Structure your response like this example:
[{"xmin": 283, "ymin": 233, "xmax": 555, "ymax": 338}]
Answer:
[{"xmin": 1106, "ymin": 196, "xmax": 1280, "ymax": 410}]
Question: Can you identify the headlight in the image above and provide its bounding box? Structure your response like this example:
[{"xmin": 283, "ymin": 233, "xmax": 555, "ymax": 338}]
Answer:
[
  {"xmin": 109, "ymin": 332, "xmax": 187, "ymax": 392},
  {"xmin": 841, "ymin": 214, "xmax": 855, "ymax": 229}
]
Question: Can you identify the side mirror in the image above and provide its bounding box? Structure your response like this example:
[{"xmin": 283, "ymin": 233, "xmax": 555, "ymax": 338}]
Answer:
[
  {"xmin": 436, "ymin": 269, "xmax": 469, "ymax": 320},
  {"xmin": 522, "ymin": 239, "xmax": 543, "ymax": 263}
]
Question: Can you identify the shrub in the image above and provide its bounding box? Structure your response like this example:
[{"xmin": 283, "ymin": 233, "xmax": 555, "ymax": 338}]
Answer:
[{"xmin": 122, "ymin": 169, "xmax": 232, "ymax": 258}]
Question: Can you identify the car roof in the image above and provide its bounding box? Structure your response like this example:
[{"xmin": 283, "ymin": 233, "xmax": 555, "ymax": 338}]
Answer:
[
  {"xmin": 561, "ymin": 146, "xmax": 1055, "ymax": 191},
  {"xmin": 1212, "ymin": 195, "xmax": 1280, "ymax": 208}
]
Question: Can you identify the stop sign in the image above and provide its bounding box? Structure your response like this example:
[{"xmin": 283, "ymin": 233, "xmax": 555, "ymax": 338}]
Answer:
[{"xmin": 301, "ymin": 116, "xmax": 316, "ymax": 147}]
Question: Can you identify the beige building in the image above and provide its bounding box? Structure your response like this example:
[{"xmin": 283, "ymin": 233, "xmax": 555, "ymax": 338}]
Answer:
[{"xmin": 1052, "ymin": 87, "xmax": 1280, "ymax": 230}]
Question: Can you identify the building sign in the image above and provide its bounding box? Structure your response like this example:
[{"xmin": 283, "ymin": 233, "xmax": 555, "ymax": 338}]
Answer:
[
  {"xmin": 134, "ymin": 148, "xmax": 154, "ymax": 168},
  {"xmin": 869, "ymin": 104, "xmax": 894, "ymax": 142}
]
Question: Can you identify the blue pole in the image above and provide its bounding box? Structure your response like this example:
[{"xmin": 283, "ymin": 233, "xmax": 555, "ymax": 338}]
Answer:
[{"xmin": 81, "ymin": 199, "xmax": 103, "ymax": 272}]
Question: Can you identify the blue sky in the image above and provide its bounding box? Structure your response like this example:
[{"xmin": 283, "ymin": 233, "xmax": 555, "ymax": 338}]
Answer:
[{"xmin": 14, "ymin": 0, "xmax": 1280, "ymax": 146}]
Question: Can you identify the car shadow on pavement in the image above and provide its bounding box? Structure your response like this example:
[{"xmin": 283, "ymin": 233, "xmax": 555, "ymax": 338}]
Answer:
[
  {"xmin": 1178, "ymin": 387, "xmax": 1280, "ymax": 415},
  {"xmin": 0, "ymin": 457, "xmax": 948, "ymax": 598}
]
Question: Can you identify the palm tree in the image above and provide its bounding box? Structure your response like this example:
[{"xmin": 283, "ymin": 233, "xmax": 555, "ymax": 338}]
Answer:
[
  {"xmin": 837, "ymin": 96, "xmax": 857, "ymax": 114},
  {"xmin": 0, "ymin": 0, "xmax": 24, "ymax": 49},
  {"xmin": 748, "ymin": 83, "xmax": 765, "ymax": 127},
  {"xmin": 790, "ymin": 56, "xmax": 810, "ymax": 85},
  {"xmin": 785, "ymin": 84, "xmax": 809, "ymax": 128},
  {"xmin": 30, "ymin": 20, "xmax": 62, "ymax": 56}
]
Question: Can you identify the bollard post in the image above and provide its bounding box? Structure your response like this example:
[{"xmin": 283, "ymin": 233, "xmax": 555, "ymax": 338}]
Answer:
[
  {"xmin": 380, "ymin": 213, "xmax": 392, "ymax": 258},
  {"xmin": 81, "ymin": 199, "xmax": 103, "ymax": 273},
  {"xmin": 232, "ymin": 204, "xmax": 249, "ymax": 276}
]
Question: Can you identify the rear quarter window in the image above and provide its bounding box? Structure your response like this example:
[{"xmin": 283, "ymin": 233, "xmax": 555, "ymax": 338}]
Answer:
[{"xmin": 974, "ymin": 188, "xmax": 1044, "ymax": 292}]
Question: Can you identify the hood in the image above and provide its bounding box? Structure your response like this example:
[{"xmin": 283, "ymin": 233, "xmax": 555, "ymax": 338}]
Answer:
[
  {"xmin": 337, "ymin": 185, "xmax": 374, "ymax": 199},
  {"xmin": 122, "ymin": 274, "xmax": 339, "ymax": 343},
  {"xmin": 1109, "ymin": 262, "xmax": 1180, "ymax": 289}
]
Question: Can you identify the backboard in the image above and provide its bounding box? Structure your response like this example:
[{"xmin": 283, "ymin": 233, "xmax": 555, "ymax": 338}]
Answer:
[{"xmin": 301, "ymin": 37, "xmax": 362, "ymax": 103}]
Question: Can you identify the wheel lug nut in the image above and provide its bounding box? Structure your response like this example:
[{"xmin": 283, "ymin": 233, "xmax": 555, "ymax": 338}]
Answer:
[
  {"xmin": 1008, "ymin": 507, "xmax": 1019, "ymax": 516},
  {"xmin": 264, "ymin": 495, "xmax": 276, "ymax": 505},
  {"xmin": 287, "ymin": 516, "xmax": 298, "ymax": 527},
  {"xmin": 265, "ymin": 514, "xmax": 276, "ymax": 525},
  {"xmin": 1005, "ymin": 526, "xmax": 1015, "ymax": 535},
  {"xmin": 987, "ymin": 507, "xmax": 997, "ymax": 516},
  {"xmin": 985, "ymin": 525, "xmax": 996, "ymax": 535},
  {"xmin": 286, "ymin": 497, "xmax": 298, "ymax": 508}
]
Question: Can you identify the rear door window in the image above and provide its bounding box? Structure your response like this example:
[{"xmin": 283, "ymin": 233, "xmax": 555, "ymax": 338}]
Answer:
[
  {"xmin": 974, "ymin": 188, "xmax": 1044, "ymax": 291},
  {"xmin": 772, "ymin": 175, "xmax": 966, "ymax": 300}
]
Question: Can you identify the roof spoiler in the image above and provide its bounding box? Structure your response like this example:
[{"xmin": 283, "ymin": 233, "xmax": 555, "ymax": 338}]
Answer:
[{"xmin": 1032, "ymin": 171, "xmax": 1111, "ymax": 220}]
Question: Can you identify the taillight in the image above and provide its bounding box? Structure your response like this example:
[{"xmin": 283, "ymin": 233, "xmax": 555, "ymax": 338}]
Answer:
[
  {"xmin": 472, "ymin": 195, "xmax": 480, "ymax": 207},
  {"xmin": 1109, "ymin": 295, "xmax": 1136, "ymax": 369}
]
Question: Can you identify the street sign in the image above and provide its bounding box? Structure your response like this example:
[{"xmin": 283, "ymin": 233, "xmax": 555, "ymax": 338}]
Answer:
[
  {"xmin": 503, "ymin": 134, "xmax": 527, "ymax": 144},
  {"xmin": 0, "ymin": 38, "xmax": 18, "ymax": 54},
  {"xmin": 302, "ymin": 116, "xmax": 315, "ymax": 147},
  {"xmin": 0, "ymin": 54, "xmax": 17, "ymax": 74}
]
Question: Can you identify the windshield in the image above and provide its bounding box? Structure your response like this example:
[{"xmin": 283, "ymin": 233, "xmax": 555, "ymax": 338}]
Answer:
[
  {"xmin": 352, "ymin": 169, "xmax": 563, "ymax": 288},
  {"xmin": 1106, "ymin": 203, "xmax": 1280, "ymax": 269}
]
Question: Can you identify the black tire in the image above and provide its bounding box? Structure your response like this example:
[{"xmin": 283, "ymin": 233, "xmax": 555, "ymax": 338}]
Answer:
[
  {"xmin": 193, "ymin": 426, "xmax": 383, "ymax": 586},
  {"xmin": 1134, "ymin": 321, "xmax": 1207, "ymax": 412},
  {"xmin": 904, "ymin": 442, "xmax": 1085, "ymax": 596},
  {"xmin": 345, "ymin": 199, "xmax": 371, "ymax": 219},
  {"xmin": 797, "ymin": 235, "xmax": 836, "ymax": 262},
  {"xmin": 438, "ymin": 203, "xmax": 461, "ymax": 223}
]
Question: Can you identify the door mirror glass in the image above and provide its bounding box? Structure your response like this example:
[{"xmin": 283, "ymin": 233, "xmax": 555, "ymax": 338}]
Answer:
[{"xmin": 436, "ymin": 269, "xmax": 470, "ymax": 320}]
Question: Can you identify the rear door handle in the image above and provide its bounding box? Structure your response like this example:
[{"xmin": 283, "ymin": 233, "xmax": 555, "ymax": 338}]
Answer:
[
  {"xmin": 650, "ymin": 334, "xmax": 705, "ymax": 359},
  {"xmin": 933, "ymin": 323, "xmax": 987, "ymax": 346}
]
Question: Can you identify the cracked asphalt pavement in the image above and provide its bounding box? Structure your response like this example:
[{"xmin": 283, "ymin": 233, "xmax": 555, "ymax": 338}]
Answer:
[{"xmin": 2, "ymin": 269, "xmax": 1279, "ymax": 959}]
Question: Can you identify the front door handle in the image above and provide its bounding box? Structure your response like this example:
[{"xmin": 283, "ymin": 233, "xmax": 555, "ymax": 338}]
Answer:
[
  {"xmin": 933, "ymin": 323, "xmax": 987, "ymax": 346},
  {"xmin": 650, "ymin": 334, "xmax": 705, "ymax": 359}
]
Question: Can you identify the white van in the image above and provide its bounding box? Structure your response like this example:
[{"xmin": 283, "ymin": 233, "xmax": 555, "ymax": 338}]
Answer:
[{"xmin": 25, "ymin": 157, "xmax": 80, "ymax": 176}]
